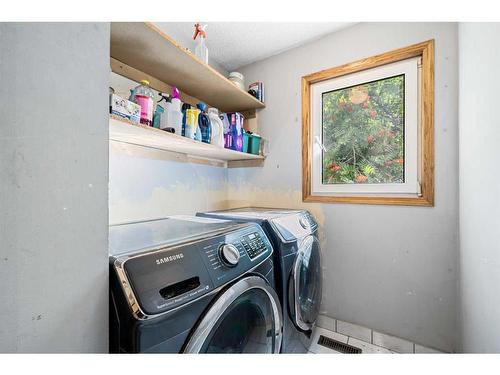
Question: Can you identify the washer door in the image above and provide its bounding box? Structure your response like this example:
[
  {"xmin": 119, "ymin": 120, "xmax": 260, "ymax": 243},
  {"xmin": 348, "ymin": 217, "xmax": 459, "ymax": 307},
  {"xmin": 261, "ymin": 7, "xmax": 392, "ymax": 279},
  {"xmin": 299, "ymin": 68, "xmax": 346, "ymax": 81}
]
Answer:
[
  {"xmin": 183, "ymin": 276, "xmax": 283, "ymax": 353},
  {"xmin": 288, "ymin": 235, "xmax": 322, "ymax": 331}
]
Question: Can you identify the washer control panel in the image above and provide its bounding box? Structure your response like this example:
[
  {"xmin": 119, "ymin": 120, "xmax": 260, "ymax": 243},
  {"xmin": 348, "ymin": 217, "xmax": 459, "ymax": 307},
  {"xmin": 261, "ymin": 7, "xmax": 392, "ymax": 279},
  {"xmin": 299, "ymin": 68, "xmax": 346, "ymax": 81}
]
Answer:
[
  {"xmin": 241, "ymin": 232, "xmax": 267, "ymax": 260},
  {"xmin": 199, "ymin": 224, "xmax": 273, "ymax": 288},
  {"xmin": 117, "ymin": 223, "xmax": 273, "ymax": 317}
]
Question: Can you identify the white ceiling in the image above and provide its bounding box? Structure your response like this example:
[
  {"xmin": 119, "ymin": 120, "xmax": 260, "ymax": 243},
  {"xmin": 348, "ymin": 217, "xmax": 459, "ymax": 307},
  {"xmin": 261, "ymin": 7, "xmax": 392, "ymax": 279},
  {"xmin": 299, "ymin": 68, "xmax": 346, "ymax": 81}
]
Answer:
[{"xmin": 154, "ymin": 22, "xmax": 354, "ymax": 72}]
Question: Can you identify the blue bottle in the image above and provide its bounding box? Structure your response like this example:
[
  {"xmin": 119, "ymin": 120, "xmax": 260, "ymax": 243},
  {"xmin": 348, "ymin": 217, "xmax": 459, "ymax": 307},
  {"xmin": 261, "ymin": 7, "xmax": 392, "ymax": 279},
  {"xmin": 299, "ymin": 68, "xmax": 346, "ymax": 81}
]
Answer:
[{"xmin": 197, "ymin": 102, "xmax": 211, "ymax": 143}]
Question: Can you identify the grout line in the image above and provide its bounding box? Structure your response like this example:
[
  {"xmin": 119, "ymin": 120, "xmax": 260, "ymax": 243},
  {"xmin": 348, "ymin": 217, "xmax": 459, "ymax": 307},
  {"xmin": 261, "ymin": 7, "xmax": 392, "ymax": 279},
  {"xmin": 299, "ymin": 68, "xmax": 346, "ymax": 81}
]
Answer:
[{"xmin": 328, "ymin": 316, "xmax": 443, "ymax": 354}]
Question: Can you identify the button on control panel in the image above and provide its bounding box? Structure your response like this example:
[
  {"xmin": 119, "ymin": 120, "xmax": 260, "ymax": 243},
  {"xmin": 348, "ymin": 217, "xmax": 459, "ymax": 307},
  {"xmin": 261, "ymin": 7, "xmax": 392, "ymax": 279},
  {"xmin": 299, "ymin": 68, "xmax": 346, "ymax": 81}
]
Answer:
[{"xmin": 241, "ymin": 232, "xmax": 267, "ymax": 260}]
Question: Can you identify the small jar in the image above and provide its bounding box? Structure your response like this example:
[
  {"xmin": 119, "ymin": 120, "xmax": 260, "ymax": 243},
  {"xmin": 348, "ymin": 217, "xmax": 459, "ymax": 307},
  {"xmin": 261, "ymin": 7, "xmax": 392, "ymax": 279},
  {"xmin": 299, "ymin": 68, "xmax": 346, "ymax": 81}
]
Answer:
[{"xmin": 228, "ymin": 72, "xmax": 245, "ymax": 91}]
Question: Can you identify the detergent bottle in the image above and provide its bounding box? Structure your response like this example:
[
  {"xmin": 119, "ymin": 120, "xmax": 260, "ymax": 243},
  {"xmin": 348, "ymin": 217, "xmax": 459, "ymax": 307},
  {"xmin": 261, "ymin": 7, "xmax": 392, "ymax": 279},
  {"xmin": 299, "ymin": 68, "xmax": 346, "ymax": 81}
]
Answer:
[
  {"xmin": 184, "ymin": 107, "xmax": 200, "ymax": 140},
  {"xmin": 131, "ymin": 80, "xmax": 155, "ymax": 126},
  {"xmin": 193, "ymin": 23, "xmax": 208, "ymax": 64},
  {"xmin": 194, "ymin": 108, "xmax": 202, "ymax": 142},
  {"xmin": 197, "ymin": 102, "xmax": 211, "ymax": 143},
  {"xmin": 230, "ymin": 112, "xmax": 244, "ymax": 152},
  {"xmin": 208, "ymin": 108, "xmax": 224, "ymax": 147},
  {"xmin": 165, "ymin": 87, "xmax": 183, "ymax": 135},
  {"xmin": 220, "ymin": 112, "xmax": 232, "ymax": 149}
]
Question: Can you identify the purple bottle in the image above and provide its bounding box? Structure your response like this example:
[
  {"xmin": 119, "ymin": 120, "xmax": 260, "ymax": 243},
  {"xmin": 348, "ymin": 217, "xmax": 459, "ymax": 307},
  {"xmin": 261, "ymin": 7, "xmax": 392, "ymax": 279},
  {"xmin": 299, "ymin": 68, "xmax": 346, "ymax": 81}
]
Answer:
[
  {"xmin": 230, "ymin": 112, "xmax": 244, "ymax": 152},
  {"xmin": 220, "ymin": 113, "xmax": 232, "ymax": 149}
]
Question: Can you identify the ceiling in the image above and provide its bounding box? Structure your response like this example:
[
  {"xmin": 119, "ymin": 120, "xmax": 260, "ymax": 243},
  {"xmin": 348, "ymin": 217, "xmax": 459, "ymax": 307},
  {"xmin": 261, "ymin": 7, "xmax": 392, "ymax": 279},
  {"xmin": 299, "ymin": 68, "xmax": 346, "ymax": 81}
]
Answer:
[{"xmin": 154, "ymin": 22, "xmax": 354, "ymax": 72}]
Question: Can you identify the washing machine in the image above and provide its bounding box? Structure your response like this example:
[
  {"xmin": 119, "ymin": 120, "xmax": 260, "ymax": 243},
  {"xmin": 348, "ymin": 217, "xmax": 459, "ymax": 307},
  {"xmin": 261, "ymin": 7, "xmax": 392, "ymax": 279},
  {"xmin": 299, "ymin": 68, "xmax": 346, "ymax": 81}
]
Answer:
[
  {"xmin": 197, "ymin": 208, "xmax": 322, "ymax": 353},
  {"xmin": 109, "ymin": 215, "xmax": 282, "ymax": 353}
]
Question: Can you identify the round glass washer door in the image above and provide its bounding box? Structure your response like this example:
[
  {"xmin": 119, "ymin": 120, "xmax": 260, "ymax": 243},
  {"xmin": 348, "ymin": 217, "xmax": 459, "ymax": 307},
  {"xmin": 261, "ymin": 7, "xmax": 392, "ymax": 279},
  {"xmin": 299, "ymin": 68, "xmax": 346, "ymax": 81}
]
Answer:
[
  {"xmin": 183, "ymin": 275, "xmax": 283, "ymax": 353},
  {"xmin": 288, "ymin": 235, "xmax": 322, "ymax": 331}
]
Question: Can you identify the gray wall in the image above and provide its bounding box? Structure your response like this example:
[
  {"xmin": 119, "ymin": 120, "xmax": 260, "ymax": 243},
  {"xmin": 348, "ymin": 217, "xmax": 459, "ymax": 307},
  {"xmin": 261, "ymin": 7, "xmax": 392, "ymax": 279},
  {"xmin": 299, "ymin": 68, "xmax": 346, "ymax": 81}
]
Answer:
[
  {"xmin": 0, "ymin": 23, "xmax": 109, "ymax": 352},
  {"xmin": 234, "ymin": 23, "xmax": 459, "ymax": 352},
  {"xmin": 458, "ymin": 23, "xmax": 500, "ymax": 353}
]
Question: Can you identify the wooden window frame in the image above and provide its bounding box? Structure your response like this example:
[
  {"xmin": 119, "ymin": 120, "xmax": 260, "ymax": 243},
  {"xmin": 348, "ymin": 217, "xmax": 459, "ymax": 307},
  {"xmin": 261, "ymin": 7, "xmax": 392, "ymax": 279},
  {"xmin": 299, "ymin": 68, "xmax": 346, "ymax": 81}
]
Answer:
[{"xmin": 301, "ymin": 40, "xmax": 434, "ymax": 206}]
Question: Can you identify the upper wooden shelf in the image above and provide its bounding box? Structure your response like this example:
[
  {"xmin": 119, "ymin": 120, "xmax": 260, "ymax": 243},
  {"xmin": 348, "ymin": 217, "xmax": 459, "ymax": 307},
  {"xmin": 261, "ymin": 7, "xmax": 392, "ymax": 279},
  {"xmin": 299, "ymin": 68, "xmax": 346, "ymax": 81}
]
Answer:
[{"xmin": 110, "ymin": 22, "xmax": 265, "ymax": 113}]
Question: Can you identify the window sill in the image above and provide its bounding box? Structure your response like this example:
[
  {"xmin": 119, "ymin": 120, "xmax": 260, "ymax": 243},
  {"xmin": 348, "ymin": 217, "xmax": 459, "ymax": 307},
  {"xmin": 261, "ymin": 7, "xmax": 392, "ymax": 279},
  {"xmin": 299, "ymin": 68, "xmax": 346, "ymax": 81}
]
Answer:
[{"xmin": 302, "ymin": 193, "xmax": 434, "ymax": 206}]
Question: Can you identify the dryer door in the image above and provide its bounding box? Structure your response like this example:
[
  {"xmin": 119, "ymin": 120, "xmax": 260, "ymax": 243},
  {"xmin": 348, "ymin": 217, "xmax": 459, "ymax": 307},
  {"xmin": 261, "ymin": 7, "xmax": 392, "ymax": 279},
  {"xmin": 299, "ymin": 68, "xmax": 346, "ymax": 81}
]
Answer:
[
  {"xmin": 289, "ymin": 235, "xmax": 322, "ymax": 331},
  {"xmin": 183, "ymin": 276, "xmax": 283, "ymax": 353}
]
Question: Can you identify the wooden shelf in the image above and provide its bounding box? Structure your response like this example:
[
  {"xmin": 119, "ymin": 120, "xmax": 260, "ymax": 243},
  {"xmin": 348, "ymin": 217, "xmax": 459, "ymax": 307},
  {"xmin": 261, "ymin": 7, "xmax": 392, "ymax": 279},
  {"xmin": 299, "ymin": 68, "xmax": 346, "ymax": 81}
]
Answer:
[
  {"xmin": 109, "ymin": 117, "xmax": 265, "ymax": 167},
  {"xmin": 110, "ymin": 22, "xmax": 265, "ymax": 113}
]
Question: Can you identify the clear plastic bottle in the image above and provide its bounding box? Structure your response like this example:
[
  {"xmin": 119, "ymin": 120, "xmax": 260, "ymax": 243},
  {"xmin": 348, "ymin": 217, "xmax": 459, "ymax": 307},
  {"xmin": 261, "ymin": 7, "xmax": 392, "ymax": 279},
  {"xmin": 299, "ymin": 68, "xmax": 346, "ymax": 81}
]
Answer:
[
  {"xmin": 193, "ymin": 23, "xmax": 208, "ymax": 64},
  {"xmin": 208, "ymin": 108, "xmax": 224, "ymax": 147},
  {"xmin": 132, "ymin": 80, "xmax": 155, "ymax": 126}
]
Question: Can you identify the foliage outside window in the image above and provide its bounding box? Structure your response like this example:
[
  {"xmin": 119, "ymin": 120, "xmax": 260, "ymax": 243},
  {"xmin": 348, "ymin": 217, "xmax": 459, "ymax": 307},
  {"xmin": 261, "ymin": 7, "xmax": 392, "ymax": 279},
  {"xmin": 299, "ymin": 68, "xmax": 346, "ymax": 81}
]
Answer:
[{"xmin": 322, "ymin": 75, "xmax": 405, "ymax": 185}]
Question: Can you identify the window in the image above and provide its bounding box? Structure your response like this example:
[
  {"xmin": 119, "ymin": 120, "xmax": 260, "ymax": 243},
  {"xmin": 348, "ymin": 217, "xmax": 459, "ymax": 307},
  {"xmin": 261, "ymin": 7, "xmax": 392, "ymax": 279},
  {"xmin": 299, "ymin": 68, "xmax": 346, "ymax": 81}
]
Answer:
[{"xmin": 302, "ymin": 40, "xmax": 434, "ymax": 206}]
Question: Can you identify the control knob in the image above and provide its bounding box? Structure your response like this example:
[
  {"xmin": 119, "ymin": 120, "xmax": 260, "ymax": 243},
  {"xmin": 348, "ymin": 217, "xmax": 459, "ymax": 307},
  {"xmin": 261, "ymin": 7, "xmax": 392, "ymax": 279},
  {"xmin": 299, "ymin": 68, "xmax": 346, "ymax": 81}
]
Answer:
[
  {"xmin": 299, "ymin": 216, "xmax": 310, "ymax": 229},
  {"xmin": 218, "ymin": 244, "xmax": 240, "ymax": 267}
]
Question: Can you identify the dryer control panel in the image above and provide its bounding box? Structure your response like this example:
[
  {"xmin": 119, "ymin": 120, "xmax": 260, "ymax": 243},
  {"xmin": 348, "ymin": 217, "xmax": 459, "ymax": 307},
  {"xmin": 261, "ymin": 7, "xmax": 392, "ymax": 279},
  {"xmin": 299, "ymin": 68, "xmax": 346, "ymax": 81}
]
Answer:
[{"xmin": 116, "ymin": 223, "xmax": 273, "ymax": 318}]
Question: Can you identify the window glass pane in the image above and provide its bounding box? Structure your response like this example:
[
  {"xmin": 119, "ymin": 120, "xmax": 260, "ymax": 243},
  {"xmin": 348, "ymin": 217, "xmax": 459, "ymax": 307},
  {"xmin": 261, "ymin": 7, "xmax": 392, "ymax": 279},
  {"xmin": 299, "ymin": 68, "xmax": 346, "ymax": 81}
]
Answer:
[{"xmin": 321, "ymin": 75, "xmax": 405, "ymax": 185}]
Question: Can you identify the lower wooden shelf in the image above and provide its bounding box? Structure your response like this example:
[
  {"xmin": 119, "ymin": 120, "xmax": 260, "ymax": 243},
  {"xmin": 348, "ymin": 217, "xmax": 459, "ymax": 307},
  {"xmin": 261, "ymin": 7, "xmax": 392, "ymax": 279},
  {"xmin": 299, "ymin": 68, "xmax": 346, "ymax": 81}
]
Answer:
[{"xmin": 109, "ymin": 117, "xmax": 265, "ymax": 167}]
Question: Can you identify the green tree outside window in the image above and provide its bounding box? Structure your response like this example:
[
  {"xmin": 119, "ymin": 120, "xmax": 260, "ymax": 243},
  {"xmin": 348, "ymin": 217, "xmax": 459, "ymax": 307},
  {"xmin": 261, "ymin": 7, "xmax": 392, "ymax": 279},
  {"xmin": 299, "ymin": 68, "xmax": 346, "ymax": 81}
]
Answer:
[{"xmin": 322, "ymin": 75, "xmax": 405, "ymax": 185}]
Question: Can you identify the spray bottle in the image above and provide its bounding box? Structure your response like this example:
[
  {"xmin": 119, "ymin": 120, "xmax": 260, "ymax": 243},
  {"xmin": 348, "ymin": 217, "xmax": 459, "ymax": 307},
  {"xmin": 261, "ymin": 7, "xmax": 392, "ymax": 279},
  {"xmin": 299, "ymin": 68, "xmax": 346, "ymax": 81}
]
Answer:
[
  {"xmin": 193, "ymin": 23, "xmax": 208, "ymax": 64},
  {"xmin": 167, "ymin": 86, "xmax": 183, "ymax": 135}
]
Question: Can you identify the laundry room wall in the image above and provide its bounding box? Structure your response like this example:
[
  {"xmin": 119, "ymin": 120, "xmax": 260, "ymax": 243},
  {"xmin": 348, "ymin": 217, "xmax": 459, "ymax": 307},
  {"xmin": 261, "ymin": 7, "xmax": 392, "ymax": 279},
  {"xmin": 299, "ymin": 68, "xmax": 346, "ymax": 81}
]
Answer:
[
  {"xmin": 0, "ymin": 23, "xmax": 109, "ymax": 352},
  {"xmin": 109, "ymin": 142, "xmax": 229, "ymax": 224},
  {"xmin": 231, "ymin": 22, "xmax": 459, "ymax": 352},
  {"xmin": 458, "ymin": 23, "xmax": 500, "ymax": 353}
]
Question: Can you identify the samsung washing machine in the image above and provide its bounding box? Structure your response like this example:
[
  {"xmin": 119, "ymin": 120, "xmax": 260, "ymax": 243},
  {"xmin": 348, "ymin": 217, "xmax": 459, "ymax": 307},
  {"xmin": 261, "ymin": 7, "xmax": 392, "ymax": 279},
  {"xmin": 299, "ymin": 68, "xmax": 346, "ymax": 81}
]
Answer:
[
  {"xmin": 109, "ymin": 215, "xmax": 282, "ymax": 353},
  {"xmin": 197, "ymin": 208, "xmax": 322, "ymax": 353}
]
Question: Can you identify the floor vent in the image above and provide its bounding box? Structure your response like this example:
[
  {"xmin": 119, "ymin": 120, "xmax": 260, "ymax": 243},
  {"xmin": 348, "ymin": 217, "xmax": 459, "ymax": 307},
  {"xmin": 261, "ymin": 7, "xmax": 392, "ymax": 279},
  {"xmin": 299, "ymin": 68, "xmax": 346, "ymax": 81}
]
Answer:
[{"xmin": 317, "ymin": 335, "xmax": 362, "ymax": 354}]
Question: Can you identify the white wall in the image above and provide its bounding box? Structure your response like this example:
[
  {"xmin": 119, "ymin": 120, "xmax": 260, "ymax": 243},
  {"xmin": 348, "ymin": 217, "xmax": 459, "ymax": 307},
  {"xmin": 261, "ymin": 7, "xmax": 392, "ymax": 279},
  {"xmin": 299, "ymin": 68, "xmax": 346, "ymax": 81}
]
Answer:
[
  {"xmin": 234, "ymin": 23, "xmax": 459, "ymax": 352},
  {"xmin": 109, "ymin": 142, "xmax": 230, "ymax": 224},
  {"xmin": 458, "ymin": 23, "xmax": 500, "ymax": 353},
  {"xmin": 0, "ymin": 23, "xmax": 109, "ymax": 352}
]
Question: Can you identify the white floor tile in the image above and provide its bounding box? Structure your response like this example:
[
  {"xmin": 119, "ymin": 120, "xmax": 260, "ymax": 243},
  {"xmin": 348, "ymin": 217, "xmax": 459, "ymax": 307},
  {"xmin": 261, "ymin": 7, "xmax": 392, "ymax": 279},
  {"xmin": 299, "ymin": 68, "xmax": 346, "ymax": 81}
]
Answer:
[
  {"xmin": 414, "ymin": 344, "xmax": 442, "ymax": 353},
  {"xmin": 372, "ymin": 331, "xmax": 414, "ymax": 353},
  {"xmin": 336, "ymin": 320, "xmax": 372, "ymax": 342},
  {"xmin": 316, "ymin": 315, "xmax": 336, "ymax": 331},
  {"xmin": 347, "ymin": 337, "xmax": 394, "ymax": 354}
]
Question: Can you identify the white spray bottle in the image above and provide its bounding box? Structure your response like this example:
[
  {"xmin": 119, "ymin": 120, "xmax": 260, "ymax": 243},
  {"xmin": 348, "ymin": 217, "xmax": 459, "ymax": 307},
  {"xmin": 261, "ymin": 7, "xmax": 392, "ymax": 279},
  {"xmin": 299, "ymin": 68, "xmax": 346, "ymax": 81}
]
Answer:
[{"xmin": 193, "ymin": 23, "xmax": 208, "ymax": 64}]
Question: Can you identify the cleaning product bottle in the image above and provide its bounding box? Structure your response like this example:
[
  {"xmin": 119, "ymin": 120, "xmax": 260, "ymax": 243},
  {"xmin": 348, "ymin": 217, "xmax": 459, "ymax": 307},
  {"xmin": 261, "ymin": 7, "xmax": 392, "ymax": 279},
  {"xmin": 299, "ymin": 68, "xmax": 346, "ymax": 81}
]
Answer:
[
  {"xmin": 193, "ymin": 23, "xmax": 208, "ymax": 64},
  {"xmin": 158, "ymin": 92, "xmax": 171, "ymax": 131},
  {"xmin": 132, "ymin": 80, "xmax": 155, "ymax": 126},
  {"xmin": 197, "ymin": 102, "xmax": 211, "ymax": 143},
  {"xmin": 185, "ymin": 108, "xmax": 200, "ymax": 140},
  {"xmin": 194, "ymin": 108, "xmax": 202, "ymax": 141},
  {"xmin": 220, "ymin": 112, "xmax": 232, "ymax": 149},
  {"xmin": 208, "ymin": 108, "xmax": 224, "ymax": 147},
  {"xmin": 230, "ymin": 112, "xmax": 244, "ymax": 152},
  {"xmin": 181, "ymin": 103, "xmax": 191, "ymax": 137},
  {"xmin": 153, "ymin": 105, "xmax": 164, "ymax": 128},
  {"xmin": 168, "ymin": 87, "xmax": 183, "ymax": 136}
]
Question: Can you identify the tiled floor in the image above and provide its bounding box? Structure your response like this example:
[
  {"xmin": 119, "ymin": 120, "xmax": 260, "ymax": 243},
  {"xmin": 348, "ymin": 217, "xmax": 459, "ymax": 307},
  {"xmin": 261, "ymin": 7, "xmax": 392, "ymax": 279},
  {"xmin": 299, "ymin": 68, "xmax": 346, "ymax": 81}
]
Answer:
[
  {"xmin": 304, "ymin": 315, "xmax": 443, "ymax": 354},
  {"xmin": 305, "ymin": 327, "xmax": 394, "ymax": 354}
]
